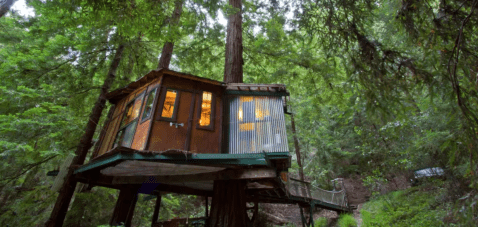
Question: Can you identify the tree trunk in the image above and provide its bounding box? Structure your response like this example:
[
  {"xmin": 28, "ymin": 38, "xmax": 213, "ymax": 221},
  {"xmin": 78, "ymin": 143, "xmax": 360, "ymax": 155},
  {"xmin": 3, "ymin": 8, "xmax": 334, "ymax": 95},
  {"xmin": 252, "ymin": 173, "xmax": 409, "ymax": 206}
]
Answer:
[
  {"xmin": 45, "ymin": 43, "xmax": 125, "ymax": 227},
  {"xmin": 223, "ymin": 0, "xmax": 243, "ymax": 83},
  {"xmin": 291, "ymin": 114, "xmax": 305, "ymax": 181},
  {"xmin": 157, "ymin": 0, "xmax": 183, "ymax": 69},
  {"xmin": 0, "ymin": 0, "xmax": 15, "ymax": 18},
  {"xmin": 209, "ymin": 180, "xmax": 247, "ymax": 227}
]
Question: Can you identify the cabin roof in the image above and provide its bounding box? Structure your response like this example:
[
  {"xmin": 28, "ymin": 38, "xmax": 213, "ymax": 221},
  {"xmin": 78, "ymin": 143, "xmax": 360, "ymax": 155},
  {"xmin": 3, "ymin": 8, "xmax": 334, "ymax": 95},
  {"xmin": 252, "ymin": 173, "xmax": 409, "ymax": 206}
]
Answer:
[
  {"xmin": 106, "ymin": 68, "xmax": 224, "ymax": 103},
  {"xmin": 106, "ymin": 69, "xmax": 290, "ymax": 103},
  {"xmin": 225, "ymin": 83, "xmax": 289, "ymax": 96}
]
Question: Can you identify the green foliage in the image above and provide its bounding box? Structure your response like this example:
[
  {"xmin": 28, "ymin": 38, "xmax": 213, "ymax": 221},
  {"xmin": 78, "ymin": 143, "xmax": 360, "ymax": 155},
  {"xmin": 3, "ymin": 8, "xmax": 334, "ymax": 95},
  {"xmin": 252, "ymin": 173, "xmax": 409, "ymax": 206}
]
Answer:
[
  {"xmin": 1, "ymin": 0, "xmax": 478, "ymax": 225},
  {"xmin": 337, "ymin": 214, "xmax": 357, "ymax": 227},
  {"xmin": 361, "ymin": 184, "xmax": 448, "ymax": 227},
  {"xmin": 314, "ymin": 217, "xmax": 328, "ymax": 227}
]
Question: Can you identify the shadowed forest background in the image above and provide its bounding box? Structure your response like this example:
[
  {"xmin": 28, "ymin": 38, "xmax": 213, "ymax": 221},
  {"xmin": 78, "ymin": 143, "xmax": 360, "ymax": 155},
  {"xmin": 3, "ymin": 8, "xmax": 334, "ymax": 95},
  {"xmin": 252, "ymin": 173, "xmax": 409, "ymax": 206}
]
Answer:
[{"xmin": 1, "ymin": 0, "xmax": 477, "ymax": 226}]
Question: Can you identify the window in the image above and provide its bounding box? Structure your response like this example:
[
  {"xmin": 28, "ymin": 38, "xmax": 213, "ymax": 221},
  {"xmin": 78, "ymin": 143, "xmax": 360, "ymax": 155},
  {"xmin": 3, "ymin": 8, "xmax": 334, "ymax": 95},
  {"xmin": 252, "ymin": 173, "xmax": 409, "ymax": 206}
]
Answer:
[
  {"xmin": 197, "ymin": 91, "xmax": 215, "ymax": 130},
  {"xmin": 112, "ymin": 93, "xmax": 144, "ymax": 149},
  {"xmin": 157, "ymin": 88, "xmax": 180, "ymax": 121},
  {"xmin": 228, "ymin": 96, "xmax": 289, "ymax": 154},
  {"xmin": 141, "ymin": 88, "xmax": 157, "ymax": 122}
]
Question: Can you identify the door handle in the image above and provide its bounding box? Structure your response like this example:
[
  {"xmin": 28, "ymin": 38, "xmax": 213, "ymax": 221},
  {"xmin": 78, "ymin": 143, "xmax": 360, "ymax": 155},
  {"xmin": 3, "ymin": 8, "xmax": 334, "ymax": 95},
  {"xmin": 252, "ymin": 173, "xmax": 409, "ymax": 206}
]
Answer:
[{"xmin": 170, "ymin": 122, "xmax": 184, "ymax": 128}]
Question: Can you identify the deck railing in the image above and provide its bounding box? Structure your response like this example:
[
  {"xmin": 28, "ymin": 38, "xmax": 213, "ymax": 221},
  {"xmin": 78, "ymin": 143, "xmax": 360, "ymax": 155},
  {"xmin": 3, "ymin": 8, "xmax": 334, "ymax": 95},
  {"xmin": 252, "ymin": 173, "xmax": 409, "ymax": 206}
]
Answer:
[{"xmin": 287, "ymin": 178, "xmax": 348, "ymax": 208}]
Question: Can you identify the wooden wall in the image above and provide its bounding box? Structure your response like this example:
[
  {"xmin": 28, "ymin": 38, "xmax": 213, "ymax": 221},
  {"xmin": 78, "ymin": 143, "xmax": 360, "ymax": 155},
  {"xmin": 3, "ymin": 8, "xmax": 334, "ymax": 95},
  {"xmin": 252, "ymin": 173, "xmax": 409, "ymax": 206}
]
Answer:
[
  {"xmin": 94, "ymin": 73, "xmax": 225, "ymax": 158},
  {"xmin": 148, "ymin": 74, "xmax": 224, "ymax": 153},
  {"xmin": 95, "ymin": 76, "xmax": 162, "ymax": 157}
]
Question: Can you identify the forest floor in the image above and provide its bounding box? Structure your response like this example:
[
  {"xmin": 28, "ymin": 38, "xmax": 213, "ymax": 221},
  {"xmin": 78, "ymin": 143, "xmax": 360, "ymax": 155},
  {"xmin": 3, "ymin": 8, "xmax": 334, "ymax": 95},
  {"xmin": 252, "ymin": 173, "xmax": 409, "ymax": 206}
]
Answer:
[{"xmin": 261, "ymin": 174, "xmax": 411, "ymax": 226}]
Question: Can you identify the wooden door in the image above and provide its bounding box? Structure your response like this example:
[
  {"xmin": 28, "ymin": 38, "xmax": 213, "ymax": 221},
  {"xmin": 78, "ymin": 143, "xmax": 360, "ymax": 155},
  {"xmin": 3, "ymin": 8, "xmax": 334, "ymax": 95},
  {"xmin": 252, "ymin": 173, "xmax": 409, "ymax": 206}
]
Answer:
[{"xmin": 149, "ymin": 88, "xmax": 195, "ymax": 151}]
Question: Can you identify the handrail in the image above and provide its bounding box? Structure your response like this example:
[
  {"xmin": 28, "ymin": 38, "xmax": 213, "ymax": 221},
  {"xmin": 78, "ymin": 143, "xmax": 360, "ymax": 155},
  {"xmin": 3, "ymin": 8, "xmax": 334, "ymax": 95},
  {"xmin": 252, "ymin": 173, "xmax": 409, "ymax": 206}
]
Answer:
[{"xmin": 287, "ymin": 178, "xmax": 349, "ymax": 208}]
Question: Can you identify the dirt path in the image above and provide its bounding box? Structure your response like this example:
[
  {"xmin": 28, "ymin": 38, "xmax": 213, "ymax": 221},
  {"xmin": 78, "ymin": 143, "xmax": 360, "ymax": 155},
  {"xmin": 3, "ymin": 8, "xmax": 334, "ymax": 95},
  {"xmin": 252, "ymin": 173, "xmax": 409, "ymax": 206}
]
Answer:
[{"xmin": 353, "ymin": 203, "xmax": 364, "ymax": 227}]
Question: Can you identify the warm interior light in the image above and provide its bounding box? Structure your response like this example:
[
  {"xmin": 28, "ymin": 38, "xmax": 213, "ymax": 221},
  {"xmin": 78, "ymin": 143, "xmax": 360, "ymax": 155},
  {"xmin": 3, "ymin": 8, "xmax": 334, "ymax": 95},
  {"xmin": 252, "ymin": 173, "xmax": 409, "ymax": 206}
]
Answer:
[
  {"xmin": 161, "ymin": 90, "xmax": 177, "ymax": 118},
  {"xmin": 199, "ymin": 92, "xmax": 212, "ymax": 126},
  {"xmin": 238, "ymin": 108, "xmax": 243, "ymax": 121},
  {"xmin": 239, "ymin": 122, "xmax": 255, "ymax": 131}
]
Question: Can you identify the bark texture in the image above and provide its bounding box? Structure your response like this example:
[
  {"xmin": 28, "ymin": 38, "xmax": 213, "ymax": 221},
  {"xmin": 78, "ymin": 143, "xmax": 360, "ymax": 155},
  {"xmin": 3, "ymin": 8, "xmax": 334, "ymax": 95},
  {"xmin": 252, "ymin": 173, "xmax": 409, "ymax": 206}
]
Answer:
[
  {"xmin": 209, "ymin": 180, "xmax": 247, "ymax": 227},
  {"xmin": 157, "ymin": 0, "xmax": 183, "ymax": 69},
  {"xmin": 223, "ymin": 0, "xmax": 243, "ymax": 83},
  {"xmin": 291, "ymin": 114, "xmax": 305, "ymax": 181},
  {"xmin": 0, "ymin": 0, "xmax": 15, "ymax": 18},
  {"xmin": 45, "ymin": 43, "xmax": 125, "ymax": 227}
]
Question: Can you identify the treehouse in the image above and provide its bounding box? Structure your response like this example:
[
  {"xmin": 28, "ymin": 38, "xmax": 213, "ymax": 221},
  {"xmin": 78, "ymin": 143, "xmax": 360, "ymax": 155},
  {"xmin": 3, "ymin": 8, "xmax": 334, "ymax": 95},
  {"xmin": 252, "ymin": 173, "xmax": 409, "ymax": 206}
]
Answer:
[
  {"xmin": 75, "ymin": 69, "xmax": 291, "ymax": 189},
  {"xmin": 72, "ymin": 69, "xmax": 353, "ymax": 227}
]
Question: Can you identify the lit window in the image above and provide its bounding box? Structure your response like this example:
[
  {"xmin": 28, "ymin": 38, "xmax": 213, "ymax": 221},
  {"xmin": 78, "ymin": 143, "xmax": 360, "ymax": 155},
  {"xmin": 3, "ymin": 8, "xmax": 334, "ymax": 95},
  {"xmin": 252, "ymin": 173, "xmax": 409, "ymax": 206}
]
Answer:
[
  {"xmin": 141, "ymin": 88, "xmax": 157, "ymax": 121},
  {"xmin": 161, "ymin": 90, "xmax": 178, "ymax": 118},
  {"xmin": 197, "ymin": 91, "xmax": 215, "ymax": 130},
  {"xmin": 199, "ymin": 92, "xmax": 212, "ymax": 126}
]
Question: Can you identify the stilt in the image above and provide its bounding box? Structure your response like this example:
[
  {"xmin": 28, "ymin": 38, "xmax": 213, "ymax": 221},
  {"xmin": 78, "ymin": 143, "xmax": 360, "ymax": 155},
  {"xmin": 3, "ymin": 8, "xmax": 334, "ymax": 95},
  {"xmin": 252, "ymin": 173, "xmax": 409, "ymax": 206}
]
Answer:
[
  {"xmin": 205, "ymin": 196, "xmax": 209, "ymax": 218},
  {"xmin": 209, "ymin": 180, "xmax": 247, "ymax": 227},
  {"xmin": 151, "ymin": 194, "xmax": 162, "ymax": 226},
  {"xmin": 110, "ymin": 187, "xmax": 138, "ymax": 227},
  {"xmin": 300, "ymin": 204, "xmax": 315, "ymax": 227}
]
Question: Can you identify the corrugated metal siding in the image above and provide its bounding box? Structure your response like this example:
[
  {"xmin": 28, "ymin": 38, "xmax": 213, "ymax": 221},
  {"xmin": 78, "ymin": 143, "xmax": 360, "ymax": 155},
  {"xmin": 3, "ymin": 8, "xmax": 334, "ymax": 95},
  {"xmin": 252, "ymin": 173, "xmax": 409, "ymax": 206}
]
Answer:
[{"xmin": 228, "ymin": 96, "xmax": 289, "ymax": 154}]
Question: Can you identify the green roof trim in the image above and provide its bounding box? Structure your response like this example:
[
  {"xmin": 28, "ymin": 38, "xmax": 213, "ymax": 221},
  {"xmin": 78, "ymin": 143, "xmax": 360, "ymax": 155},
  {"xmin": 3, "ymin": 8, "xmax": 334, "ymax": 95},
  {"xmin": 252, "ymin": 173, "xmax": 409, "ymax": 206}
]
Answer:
[{"xmin": 74, "ymin": 152, "xmax": 290, "ymax": 174}]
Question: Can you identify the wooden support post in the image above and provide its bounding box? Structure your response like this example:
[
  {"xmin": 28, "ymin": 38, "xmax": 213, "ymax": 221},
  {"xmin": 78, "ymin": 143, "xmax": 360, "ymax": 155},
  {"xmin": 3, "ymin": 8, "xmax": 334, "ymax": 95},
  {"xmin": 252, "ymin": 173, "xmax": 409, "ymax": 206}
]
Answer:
[
  {"xmin": 205, "ymin": 196, "xmax": 209, "ymax": 218},
  {"xmin": 110, "ymin": 187, "xmax": 138, "ymax": 227},
  {"xmin": 300, "ymin": 207, "xmax": 306, "ymax": 227},
  {"xmin": 151, "ymin": 194, "xmax": 162, "ymax": 226},
  {"xmin": 209, "ymin": 180, "xmax": 247, "ymax": 227},
  {"xmin": 309, "ymin": 204, "xmax": 314, "ymax": 227}
]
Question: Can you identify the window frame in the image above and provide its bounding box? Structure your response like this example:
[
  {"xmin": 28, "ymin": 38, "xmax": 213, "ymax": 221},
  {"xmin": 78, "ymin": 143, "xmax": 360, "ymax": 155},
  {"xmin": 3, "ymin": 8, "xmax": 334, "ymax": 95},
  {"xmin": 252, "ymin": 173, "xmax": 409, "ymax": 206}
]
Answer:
[
  {"xmin": 196, "ymin": 91, "xmax": 216, "ymax": 131},
  {"xmin": 111, "ymin": 92, "xmax": 145, "ymax": 149},
  {"xmin": 140, "ymin": 87, "xmax": 159, "ymax": 124},
  {"xmin": 156, "ymin": 88, "xmax": 181, "ymax": 122}
]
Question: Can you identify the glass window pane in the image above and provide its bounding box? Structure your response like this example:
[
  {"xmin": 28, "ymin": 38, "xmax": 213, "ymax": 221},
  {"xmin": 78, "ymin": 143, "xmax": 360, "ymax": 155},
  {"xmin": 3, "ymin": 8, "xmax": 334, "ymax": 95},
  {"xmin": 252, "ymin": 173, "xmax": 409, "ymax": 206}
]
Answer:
[
  {"xmin": 121, "ymin": 94, "xmax": 144, "ymax": 127},
  {"xmin": 121, "ymin": 102, "xmax": 134, "ymax": 128},
  {"xmin": 132, "ymin": 94, "xmax": 144, "ymax": 119},
  {"xmin": 142, "ymin": 89, "xmax": 157, "ymax": 120},
  {"xmin": 161, "ymin": 90, "xmax": 178, "ymax": 118},
  {"xmin": 199, "ymin": 91, "xmax": 212, "ymax": 126},
  {"xmin": 121, "ymin": 121, "xmax": 138, "ymax": 147},
  {"xmin": 112, "ymin": 129, "xmax": 125, "ymax": 149}
]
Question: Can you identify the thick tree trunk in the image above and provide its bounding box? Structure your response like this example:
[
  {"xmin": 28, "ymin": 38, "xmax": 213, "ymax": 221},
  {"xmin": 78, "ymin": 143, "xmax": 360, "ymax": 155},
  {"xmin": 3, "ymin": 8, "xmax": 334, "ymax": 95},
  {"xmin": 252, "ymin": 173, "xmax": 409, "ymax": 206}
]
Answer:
[
  {"xmin": 45, "ymin": 43, "xmax": 125, "ymax": 227},
  {"xmin": 291, "ymin": 114, "xmax": 305, "ymax": 181},
  {"xmin": 157, "ymin": 0, "xmax": 183, "ymax": 69},
  {"xmin": 223, "ymin": 0, "xmax": 243, "ymax": 83},
  {"xmin": 209, "ymin": 180, "xmax": 247, "ymax": 227},
  {"xmin": 0, "ymin": 0, "xmax": 15, "ymax": 18}
]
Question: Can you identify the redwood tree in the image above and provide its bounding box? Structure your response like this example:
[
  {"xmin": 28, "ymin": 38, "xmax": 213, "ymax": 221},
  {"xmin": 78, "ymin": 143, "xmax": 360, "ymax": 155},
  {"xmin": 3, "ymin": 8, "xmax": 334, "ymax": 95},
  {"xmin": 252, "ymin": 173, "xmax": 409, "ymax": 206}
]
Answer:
[
  {"xmin": 223, "ymin": 0, "xmax": 243, "ymax": 83},
  {"xmin": 157, "ymin": 0, "xmax": 183, "ymax": 69},
  {"xmin": 209, "ymin": 0, "xmax": 247, "ymax": 226},
  {"xmin": 45, "ymin": 43, "xmax": 125, "ymax": 227},
  {"xmin": 0, "ymin": 0, "xmax": 15, "ymax": 18}
]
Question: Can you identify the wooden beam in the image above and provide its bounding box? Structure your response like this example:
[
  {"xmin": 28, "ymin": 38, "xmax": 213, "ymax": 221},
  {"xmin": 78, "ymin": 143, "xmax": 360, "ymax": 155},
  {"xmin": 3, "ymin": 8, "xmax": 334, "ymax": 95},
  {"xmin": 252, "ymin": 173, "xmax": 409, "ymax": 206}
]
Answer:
[
  {"xmin": 153, "ymin": 184, "xmax": 213, "ymax": 197},
  {"xmin": 111, "ymin": 168, "xmax": 277, "ymax": 184}
]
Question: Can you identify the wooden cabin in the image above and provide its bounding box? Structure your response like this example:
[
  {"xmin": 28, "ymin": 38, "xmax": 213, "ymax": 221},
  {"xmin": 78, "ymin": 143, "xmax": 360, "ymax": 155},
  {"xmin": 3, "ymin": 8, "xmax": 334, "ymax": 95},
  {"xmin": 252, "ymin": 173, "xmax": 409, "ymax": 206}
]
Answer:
[
  {"xmin": 92, "ymin": 68, "xmax": 289, "ymax": 157},
  {"xmin": 76, "ymin": 69, "xmax": 291, "ymax": 190}
]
